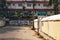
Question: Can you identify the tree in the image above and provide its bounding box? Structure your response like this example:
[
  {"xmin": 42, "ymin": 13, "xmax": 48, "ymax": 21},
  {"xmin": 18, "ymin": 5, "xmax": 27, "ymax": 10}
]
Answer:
[
  {"xmin": 0, "ymin": 0, "xmax": 8, "ymax": 18},
  {"xmin": 48, "ymin": 0, "xmax": 58, "ymax": 14},
  {"xmin": 0, "ymin": 0, "xmax": 5, "ymax": 12}
]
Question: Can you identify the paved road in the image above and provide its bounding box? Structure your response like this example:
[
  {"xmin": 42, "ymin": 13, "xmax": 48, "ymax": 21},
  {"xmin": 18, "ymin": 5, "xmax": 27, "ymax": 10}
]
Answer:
[{"xmin": 0, "ymin": 26, "xmax": 44, "ymax": 40}]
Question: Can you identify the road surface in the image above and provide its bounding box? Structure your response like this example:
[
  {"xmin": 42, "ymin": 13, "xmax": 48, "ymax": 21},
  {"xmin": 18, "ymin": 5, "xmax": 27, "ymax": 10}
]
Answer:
[{"xmin": 0, "ymin": 26, "xmax": 44, "ymax": 40}]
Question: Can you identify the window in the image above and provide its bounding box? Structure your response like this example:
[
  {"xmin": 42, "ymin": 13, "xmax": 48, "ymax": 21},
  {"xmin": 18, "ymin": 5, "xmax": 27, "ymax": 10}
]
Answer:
[
  {"xmin": 38, "ymin": 4, "xmax": 40, "ymax": 6},
  {"xmin": 7, "ymin": 3, "xmax": 11, "ymax": 6},
  {"xmin": 18, "ymin": 3, "xmax": 22, "ymax": 6},
  {"xmin": 50, "ymin": 11, "xmax": 52, "ymax": 13},
  {"xmin": 27, "ymin": 4, "xmax": 31, "ymax": 7},
  {"xmin": 43, "ymin": 4, "xmax": 47, "ymax": 7},
  {"xmin": 12, "ymin": 3, "xmax": 15, "ymax": 6},
  {"xmin": 58, "ymin": 0, "xmax": 60, "ymax": 3}
]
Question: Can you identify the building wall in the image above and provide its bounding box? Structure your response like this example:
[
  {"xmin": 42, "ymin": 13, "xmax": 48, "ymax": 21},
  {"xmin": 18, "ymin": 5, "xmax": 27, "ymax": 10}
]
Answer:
[
  {"xmin": 6, "ymin": 0, "xmax": 54, "ymax": 16},
  {"xmin": 48, "ymin": 21, "xmax": 60, "ymax": 40},
  {"xmin": 7, "ymin": 0, "xmax": 49, "ymax": 1},
  {"xmin": 7, "ymin": 0, "xmax": 53, "ymax": 9},
  {"xmin": 41, "ymin": 21, "xmax": 60, "ymax": 40},
  {"xmin": 58, "ymin": 4, "xmax": 60, "ymax": 13},
  {"xmin": 34, "ymin": 19, "xmax": 38, "ymax": 32},
  {"xmin": 8, "ymin": 3, "xmax": 54, "ymax": 9},
  {"xmin": 42, "ymin": 22, "xmax": 49, "ymax": 34}
]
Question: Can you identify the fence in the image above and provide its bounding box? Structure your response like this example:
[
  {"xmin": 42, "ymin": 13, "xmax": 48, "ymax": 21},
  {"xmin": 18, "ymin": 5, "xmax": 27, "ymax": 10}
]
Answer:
[
  {"xmin": 34, "ymin": 14, "xmax": 60, "ymax": 40},
  {"xmin": 41, "ymin": 14, "xmax": 60, "ymax": 40},
  {"xmin": 9, "ymin": 20, "xmax": 30, "ymax": 26}
]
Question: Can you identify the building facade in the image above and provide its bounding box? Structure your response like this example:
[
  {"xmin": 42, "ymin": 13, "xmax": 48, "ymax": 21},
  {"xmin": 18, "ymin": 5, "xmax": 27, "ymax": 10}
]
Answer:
[
  {"xmin": 6, "ymin": 0, "xmax": 54, "ymax": 17},
  {"xmin": 58, "ymin": 0, "xmax": 60, "ymax": 14}
]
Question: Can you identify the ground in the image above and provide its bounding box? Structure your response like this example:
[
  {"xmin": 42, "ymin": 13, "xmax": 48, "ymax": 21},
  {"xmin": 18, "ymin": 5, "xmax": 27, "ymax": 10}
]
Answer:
[{"xmin": 0, "ymin": 26, "xmax": 44, "ymax": 40}]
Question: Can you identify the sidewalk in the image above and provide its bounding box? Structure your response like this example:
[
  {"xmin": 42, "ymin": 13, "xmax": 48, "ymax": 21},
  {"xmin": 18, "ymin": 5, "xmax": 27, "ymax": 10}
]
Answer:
[{"xmin": 0, "ymin": 26, "xmax": 44, "ymax": 40}]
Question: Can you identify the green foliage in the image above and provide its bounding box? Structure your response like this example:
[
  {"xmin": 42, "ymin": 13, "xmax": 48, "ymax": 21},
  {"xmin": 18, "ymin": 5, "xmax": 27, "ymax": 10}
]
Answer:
[
  {"xmin": 17, "ymin": 11, "xmax": 23, "ymax": 18},
  {"xmin": 48, "ymin": 0, "xmax": 53, "ymax": 6},
  {"xmin": 0, "ymin": 0, "xmax": 7, "ymax": 18},
  {"xmin": 0, "ymin": 0, "xmax": 6, "ymax": 8},
  {"xmin": 48, "ymin": 0, "xmax": 58, "ymax": 15}
]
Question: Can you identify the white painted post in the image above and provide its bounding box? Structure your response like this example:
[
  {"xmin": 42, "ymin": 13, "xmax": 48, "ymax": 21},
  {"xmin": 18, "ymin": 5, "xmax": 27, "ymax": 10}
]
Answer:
[{"xmin": 38, "ymin": 16, "xmax": 45, "ymax": 33}]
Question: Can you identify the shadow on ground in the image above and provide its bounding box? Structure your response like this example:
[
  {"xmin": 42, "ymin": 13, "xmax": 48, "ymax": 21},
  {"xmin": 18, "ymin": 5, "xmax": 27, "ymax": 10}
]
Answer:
[
  {"xmin": 0, "ymin": 26, "xmax": 23, "ymax": 34},
  {"xmin": 0, "ymin": 38, "xmax": 31, "ymax": 40}
]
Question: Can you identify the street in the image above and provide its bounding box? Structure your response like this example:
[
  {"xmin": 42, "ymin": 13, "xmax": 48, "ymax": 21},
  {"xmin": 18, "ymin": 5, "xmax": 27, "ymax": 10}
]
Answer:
[{"xmin": 0, "ymin": 26, "xmax": 44, "ymax": 40}]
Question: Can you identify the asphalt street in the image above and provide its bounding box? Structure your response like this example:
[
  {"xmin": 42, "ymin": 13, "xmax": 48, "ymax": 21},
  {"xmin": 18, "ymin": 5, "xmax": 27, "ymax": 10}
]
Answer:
[{"xmin": 0, "ymin": 26, "xmax": 44, "ymax": 40}]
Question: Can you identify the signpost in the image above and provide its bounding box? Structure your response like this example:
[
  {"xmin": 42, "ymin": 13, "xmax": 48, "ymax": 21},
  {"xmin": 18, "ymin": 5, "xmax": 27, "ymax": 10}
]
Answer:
[
  {"xmin": 38, "ymin": 11, "xmax": 47, "ymax": 16},
  {"xmin": 37, "ymin": 11, "xmax": 47, "ymax": 34}
]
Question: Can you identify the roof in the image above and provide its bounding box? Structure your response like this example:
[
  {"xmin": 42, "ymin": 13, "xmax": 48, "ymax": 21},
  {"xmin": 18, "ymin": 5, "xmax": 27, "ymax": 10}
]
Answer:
[{"xmin": 41, "ymin": 14, "xmax": 60, "ymax": 21}]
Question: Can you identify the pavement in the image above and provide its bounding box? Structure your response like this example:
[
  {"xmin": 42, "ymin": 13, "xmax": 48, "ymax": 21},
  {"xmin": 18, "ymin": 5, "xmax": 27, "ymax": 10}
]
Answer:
[{"xmin": 0, "ymin": 26, "xmax": 44, "ymax": 40}]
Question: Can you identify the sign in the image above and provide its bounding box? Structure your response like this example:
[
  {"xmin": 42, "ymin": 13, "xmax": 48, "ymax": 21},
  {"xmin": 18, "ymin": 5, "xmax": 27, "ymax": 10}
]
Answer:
[
  {"xmin": 42, "ymin": 11, "xmax": 47, "ymax": 16},
  {"xmin": 38, "ymin": 11, "xmax": 47, "ymax": 16},
  {"xmin": 38, "ymin": 11, "xmax": 42, "ymax": 16}
]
